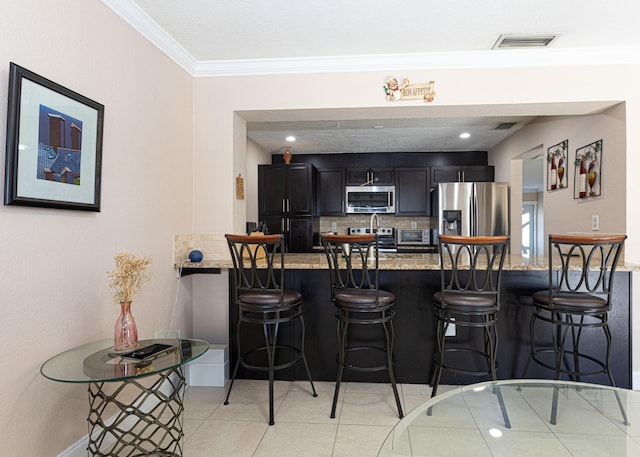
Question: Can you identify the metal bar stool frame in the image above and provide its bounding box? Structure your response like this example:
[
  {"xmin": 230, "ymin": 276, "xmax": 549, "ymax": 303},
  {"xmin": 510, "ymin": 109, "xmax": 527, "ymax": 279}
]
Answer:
[
  {"xmin": 224, "ymin": 233, "xmax": 317, "ymax": 425},
  {"xmin": 431, "ymin": 235, "xmax": 511, "ymax": 428},
  {"xmin": 521, "ymin": 233, "xmax": 628, "ymax": 425},
  {"xmin": 321, "ymin": 233, "xmax": 404, "ymax": 420}
]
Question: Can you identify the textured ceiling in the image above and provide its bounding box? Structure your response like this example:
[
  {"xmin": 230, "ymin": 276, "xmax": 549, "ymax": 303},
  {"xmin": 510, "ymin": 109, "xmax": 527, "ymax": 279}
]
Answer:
[{"xmin": 123, "ymin": 0, "xmax": 640, "ymax": 63}]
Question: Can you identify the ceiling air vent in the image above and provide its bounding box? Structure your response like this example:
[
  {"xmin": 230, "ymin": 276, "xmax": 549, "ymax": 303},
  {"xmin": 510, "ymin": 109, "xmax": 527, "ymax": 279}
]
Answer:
[
  {"xmin": 493, "ymin": 122, "xmax": 517, "ymax": 130},
  {"xmin": 492, "ymin": 34, "xmax": 560, "ymax": 49}
]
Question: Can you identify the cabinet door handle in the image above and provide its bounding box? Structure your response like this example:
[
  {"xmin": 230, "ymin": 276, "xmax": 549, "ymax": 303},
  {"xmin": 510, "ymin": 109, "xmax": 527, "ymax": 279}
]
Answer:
[
  {"xmin": 281, "ymin": 218, "xmax": 285, "ymax": 232},
  {"xmin": 287, "ymin": 199, "xmax": 290, "ymax": 212},
  {"xmin": 287, "ymin": 218, "xmax": 290, "ymax": 231},
  {"xmin": 461, "ymin": 171, "xmax": 465, "ymax": 182},
  {"xmin": 282, "ymin": 199, "xmax": 286, "ymax": 213}
]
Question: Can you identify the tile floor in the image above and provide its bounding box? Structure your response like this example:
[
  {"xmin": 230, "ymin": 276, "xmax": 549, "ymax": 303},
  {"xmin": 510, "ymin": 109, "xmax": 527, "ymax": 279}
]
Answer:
[
  {"xmin": 181, "ymin": 380, "xmax": 640, "ymax": 457},
  {"xmin": 181, "ymin": 379, "xmax": 448, "ymax": 457}
]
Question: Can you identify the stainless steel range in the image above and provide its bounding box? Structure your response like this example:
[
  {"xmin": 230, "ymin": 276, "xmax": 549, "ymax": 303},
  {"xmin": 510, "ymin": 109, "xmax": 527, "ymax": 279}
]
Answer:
[{"xmin": 348, "ymin": 227, "xmax": 397, "ymax": 252}]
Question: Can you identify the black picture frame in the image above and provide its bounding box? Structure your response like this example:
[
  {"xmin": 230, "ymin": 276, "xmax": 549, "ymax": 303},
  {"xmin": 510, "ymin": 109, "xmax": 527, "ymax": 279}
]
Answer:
[
  {"xmin": 573, "ymin": 139, "xmax": 602, "ymax": 199},
  {"xmin": 546, "ymin": 139, "xmax": 568, "ymax": 191},
  {"xmin": 4, "ymin": 62, "xmax": 104, "ymax": 211}
]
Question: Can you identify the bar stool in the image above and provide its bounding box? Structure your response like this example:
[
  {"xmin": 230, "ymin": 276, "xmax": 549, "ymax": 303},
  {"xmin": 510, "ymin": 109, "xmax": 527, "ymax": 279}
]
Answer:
[
  {"xmin": 224, "ymin": 233, "xmax": 317, "ymax": 425},
  {"xmin": 431, "ymin": 235, "xmax": 510, "ymax": 427},
  {"xmin": 321, "ymin": 233, "xmax": 404, "ymax": 419},
  {"xmin": 521, "ymin": 234, "xmax": 627, "ymax": 425}
]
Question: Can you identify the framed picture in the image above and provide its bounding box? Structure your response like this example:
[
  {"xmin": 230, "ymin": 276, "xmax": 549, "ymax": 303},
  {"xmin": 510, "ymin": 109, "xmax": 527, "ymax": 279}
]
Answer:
[
  {"xmin": 4, "ymin": 62, "xmax": 104, "ymax": 211},
  {"xmin": 546, "ymin": 139, "xmax": 568, "ymax": 191},
  {"xmin": 574, "ymin": 139, "xmax": 602, "ymax": 199}
]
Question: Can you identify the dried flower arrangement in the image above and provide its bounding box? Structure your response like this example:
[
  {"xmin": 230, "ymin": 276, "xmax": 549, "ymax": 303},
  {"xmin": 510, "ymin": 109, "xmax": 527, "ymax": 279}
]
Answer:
[{"xmin": 107, "ymin": 252, "xmax": 152, "ymax": 303}]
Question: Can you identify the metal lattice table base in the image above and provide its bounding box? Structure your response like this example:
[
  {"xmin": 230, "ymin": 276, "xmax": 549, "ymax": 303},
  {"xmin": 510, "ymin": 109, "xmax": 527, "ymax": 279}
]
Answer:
[{"xmin": 86, "ymin": 367, "xmax": 185, "ymax": 457}]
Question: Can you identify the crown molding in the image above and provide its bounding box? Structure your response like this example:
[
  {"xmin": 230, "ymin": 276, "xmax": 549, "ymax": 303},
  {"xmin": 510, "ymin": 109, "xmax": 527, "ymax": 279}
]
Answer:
[
  {"xmin": 100, "ymin": 0, "xmax": 198, "ymax": 74},
  {"xmin": 102, "ymin": 0, "xmax": 640, "ymax": 78},
  {"xmin": 192, "ymin": 47, "xmax": 640, "ymax": 77}
]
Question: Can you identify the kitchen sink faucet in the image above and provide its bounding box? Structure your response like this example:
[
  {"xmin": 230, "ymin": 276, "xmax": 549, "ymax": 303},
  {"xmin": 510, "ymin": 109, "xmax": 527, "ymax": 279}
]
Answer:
[{"xmin": 370, "ymin": 213, "xmax": 380, "ymax": 233}]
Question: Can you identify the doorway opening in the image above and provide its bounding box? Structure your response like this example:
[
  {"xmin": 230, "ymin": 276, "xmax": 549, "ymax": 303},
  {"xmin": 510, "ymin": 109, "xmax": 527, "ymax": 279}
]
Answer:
[
  {"xmin": 521, "ymin": 148, "xmax": 544, "ymax": 257},
  {"xmin": 522, "ymin": 202, "xmax": 537, "ymax": 257}
]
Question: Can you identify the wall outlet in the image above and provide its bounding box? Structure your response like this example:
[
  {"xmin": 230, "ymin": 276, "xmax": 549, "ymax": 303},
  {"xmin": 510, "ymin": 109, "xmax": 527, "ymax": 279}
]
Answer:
[
  {"xmin": 591, "ymin": 215, "xmax": 599, "ymax": 231},
  {"xmin": 445, "ymin": 318, "xmax": 456, "ymax": 337},
  {"xmin": 331, "ymin": 221, "xmax": 337, "ymax": 230}
]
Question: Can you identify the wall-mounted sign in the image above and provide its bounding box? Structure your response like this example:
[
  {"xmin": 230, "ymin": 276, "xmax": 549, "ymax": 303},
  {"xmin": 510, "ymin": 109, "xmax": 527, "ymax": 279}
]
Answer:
[
  {"xmin": 384, "ymin": 77, "xmax": 435, "ymax": 102},
  {"xmin": 236, "ymin": 173, "xmax": 245, "ymax": 199}
]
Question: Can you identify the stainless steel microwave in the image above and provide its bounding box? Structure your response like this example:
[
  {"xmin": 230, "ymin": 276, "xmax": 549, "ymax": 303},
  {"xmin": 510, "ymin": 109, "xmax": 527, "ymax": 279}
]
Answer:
[{"xmin": 345, "ymin": 186, "xmax": 395, "ymax": 213}]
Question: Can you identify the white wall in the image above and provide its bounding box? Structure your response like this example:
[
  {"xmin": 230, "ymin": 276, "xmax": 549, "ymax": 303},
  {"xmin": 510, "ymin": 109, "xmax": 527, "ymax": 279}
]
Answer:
[
  {"xmin": 0, "ymin": 1, "xmax": 194, "ymax": 455},
  {"xmin": 246, "ymin": 138, "xmax": 271, "ymax": 224},
  {"xmin": 491, "ymin": 105, "xmax": 627, "ymax": 254}
]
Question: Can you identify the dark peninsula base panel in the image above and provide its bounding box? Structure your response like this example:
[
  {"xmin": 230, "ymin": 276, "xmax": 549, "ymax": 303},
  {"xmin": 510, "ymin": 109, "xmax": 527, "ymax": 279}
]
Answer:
[{"xmin": 228, "ymin": 270, "xmax": 632, "ymax": 389}]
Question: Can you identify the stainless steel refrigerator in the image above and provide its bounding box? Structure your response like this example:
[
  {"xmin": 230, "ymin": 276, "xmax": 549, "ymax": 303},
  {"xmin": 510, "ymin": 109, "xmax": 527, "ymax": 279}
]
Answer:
[{"xmin": 438, "ymin": 182, "xmax": 509, "ymax": 238}]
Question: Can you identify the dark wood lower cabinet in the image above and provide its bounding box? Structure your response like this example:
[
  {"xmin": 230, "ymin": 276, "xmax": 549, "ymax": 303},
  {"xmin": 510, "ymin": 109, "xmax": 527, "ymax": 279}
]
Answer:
[{"xmin": 228, "ymin": 270, "xmax": 632, "ymax": 388}]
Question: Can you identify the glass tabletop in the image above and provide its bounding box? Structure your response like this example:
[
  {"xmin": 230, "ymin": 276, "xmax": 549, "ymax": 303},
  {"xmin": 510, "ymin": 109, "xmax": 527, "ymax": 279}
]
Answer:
[
  {"xmin": 40, "ymin": 338, "xmax": 209, "ymax": 383},
  {"xmin": 379, "ymin": 379, "xmax": 640, "ymax": 457}
]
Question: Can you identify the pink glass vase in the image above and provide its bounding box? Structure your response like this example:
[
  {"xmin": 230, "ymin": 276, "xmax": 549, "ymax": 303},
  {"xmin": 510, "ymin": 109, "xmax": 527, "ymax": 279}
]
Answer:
[{"xmin": 114, "ymin": 301, "xmax": 138, "ymax": 352}]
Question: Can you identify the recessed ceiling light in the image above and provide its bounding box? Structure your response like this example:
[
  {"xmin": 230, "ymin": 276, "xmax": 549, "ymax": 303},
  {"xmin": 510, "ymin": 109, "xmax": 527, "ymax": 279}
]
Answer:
[
  {"xmin": 373, "ymin": 125, "xmax": 384, "ymax": 129},
  {"xmin": 460, "ymin": 132, "xmax": 471, "ymax": 139},
  {"xmin": 286, "ymin": 136, "xmax": 296, "ymax": 142}
]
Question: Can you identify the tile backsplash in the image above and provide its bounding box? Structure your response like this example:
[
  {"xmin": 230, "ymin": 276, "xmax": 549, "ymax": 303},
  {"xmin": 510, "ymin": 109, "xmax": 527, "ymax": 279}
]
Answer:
[
  {"xmin": 173, "ymin": 233, "xmax": 230, "ymax": 265},
  {"xmin": 319, "ymin": 215, "xmax": 435, "ymax": 234},
  {"xmin": 174, "ymin": 216, "xmax": 436, "ymax": 264}
]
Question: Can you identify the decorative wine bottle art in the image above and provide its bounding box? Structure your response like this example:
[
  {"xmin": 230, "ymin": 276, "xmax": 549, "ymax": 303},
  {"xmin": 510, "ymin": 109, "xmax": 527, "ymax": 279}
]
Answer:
[
  {"xmin": 588, "ymin": 160, "xmax": 597, "ymax": 196},
  {"xmin": 557, "ymin": 157, "xmax": 564, "ymax": 188},
  {"xmin": 547, "ymin": 140, "xmax": 567, "ymax": 191},
  {"xmin": 574, "ymin": 139, "xmax": 602, "ymax": 199},
  {"xmin": 579, "ymin": 156, "xmax": 587, "ymax": 198}
]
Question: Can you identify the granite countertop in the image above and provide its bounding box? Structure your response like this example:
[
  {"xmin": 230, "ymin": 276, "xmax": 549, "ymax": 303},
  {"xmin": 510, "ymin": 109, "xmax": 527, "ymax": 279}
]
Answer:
[{"xmin": 177, "ymin": 252, "xmax": 640, "ymax": 272}]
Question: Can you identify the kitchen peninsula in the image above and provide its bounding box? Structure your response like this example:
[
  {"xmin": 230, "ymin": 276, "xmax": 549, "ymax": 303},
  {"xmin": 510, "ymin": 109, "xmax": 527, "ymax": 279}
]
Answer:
[{"xmin": 179, "ymin": 251, "xmax": 639, "ymax": 388}]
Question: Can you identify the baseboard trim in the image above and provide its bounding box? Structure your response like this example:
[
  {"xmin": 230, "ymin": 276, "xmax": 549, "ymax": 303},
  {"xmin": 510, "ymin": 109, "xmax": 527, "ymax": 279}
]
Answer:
[{"xmin": 55, "ymin": 436, "xmax": 87, "ymax": 457}]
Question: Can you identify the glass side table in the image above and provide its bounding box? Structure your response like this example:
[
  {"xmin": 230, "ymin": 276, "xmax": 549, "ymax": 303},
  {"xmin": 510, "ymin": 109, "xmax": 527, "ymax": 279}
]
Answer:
[
  {"xmin": 378, "ymin": 379, "xmax": 636, "ymax": 457},
  {"xmin": 41, "ymin": 338, "xmax": 208, "ymax": 457}
]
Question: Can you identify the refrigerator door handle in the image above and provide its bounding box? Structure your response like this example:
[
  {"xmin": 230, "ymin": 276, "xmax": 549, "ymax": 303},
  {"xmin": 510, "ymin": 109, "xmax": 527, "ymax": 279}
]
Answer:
[{"xmin": 471, "ymin": 192, "xmax": 478, "ymax": 236}]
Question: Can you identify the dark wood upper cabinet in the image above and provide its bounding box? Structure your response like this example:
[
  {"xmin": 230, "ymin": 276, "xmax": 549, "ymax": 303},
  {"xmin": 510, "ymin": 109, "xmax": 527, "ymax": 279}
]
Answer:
[
  {"xmin": 318, "ymin": 168, "xmax": 345, "ymax": 215},
  {"xmin": 258, "ymin": 163, "xmax": 316, "ymax": 252},
  {"xmin": 346, "ymin": 167, "xmax": 394, "ymax": 186},
  {"xmin": 395, "ymin": 168, "xmax": 430, "ymax": 216},
  {"xmin": 286, "ymin": 164, "xmax": 315, "ymax": 214},
  {"xmin": 258, "ymin": 164, "xmax": 314, "ymax": 217},
  {"xmin": 258, "ymin": 165, "xmax": 287, "ymax": 217},
  {"xmin": 431, "ymin": 165, "xmax": 494, "ymax": 185}
]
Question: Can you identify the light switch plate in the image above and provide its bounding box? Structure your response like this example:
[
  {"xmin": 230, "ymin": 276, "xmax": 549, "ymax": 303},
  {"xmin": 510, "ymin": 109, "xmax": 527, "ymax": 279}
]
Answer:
[{"xmin": 592, "ymin": 215, "xmax": 599, "ymax": 231}]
